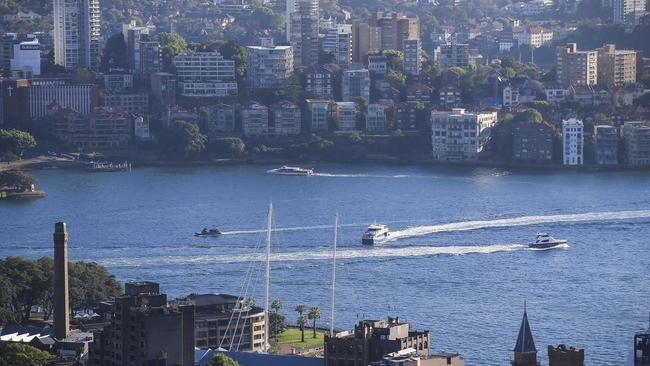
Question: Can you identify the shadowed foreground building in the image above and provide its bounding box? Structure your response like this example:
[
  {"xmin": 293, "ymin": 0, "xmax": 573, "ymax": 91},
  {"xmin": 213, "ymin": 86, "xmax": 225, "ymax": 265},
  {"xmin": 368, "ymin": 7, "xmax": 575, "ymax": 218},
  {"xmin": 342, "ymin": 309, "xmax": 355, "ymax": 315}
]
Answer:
[
  {"xmin": 636, "ymin": 315, "xmax": 650, "ymax": 366},
  {"xmin": 324, "ymin": 316, "xmax": 429, "ymax": 366},
  {"xmin": 512, "ymin": 307, "xmax": 540, "ymax": 366},
  {"xmin": 548, "ymin": 344, "xmax": 584, "ymax": 366}
]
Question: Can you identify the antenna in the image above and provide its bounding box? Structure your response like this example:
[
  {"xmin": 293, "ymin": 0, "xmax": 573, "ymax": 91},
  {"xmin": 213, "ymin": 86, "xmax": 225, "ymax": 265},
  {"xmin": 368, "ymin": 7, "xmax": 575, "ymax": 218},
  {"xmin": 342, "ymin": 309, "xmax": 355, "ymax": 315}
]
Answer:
[
  {"xmin": 263, "ymin": 201, "xmax": 272, "ymax": 353},
  {"xmin": 330, "ymin": 213, "xmax": 339, "ymax": 337}
]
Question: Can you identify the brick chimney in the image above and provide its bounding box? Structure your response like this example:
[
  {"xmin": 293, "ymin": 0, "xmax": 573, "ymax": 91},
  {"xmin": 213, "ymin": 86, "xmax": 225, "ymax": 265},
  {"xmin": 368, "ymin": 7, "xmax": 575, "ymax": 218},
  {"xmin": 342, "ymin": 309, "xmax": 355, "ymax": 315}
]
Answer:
[{"xmin": 53, "ymin": 222, "xmax": 70, "ymax": 340}]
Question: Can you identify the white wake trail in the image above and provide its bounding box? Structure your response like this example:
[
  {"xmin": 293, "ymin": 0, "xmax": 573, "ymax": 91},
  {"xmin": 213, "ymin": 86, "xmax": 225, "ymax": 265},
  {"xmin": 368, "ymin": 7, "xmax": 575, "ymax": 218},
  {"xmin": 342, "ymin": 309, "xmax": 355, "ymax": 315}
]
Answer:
[{"xmin": 389, "ymin": 210, "xmax": 650, "ymax": 241}]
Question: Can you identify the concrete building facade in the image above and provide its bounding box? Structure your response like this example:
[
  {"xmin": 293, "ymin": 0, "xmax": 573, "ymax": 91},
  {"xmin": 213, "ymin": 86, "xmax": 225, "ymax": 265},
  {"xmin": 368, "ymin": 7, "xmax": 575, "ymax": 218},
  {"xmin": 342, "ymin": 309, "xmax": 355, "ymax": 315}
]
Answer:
[
  {"xmin": 247, "ymin": 45, "xmax": 294, "ymax": 89},
  {"xmin": 430, "ymin": 108, "xmax": 497, "ymax": 161},
  {"xmin": 623, "ymin": 121, "xmax": 650, "ymax": 166},
  {"xmin": 53, "ymin": 0, "xmax": 101, "ymax": 70},
  {"xmin": 555, "ymin": 43, "xmax": 597, "ymax": 87},
  {"xmin": 342, "ymin": 66, "xmax": 370, "ymax": 102},
  {"xmin": 241, "ymin": 102, "xmax": 269, "ymax": 136},
  {"xmin": 173, "ymin": 52, "xmax": 238, "ymax": 97},
  {"xmin": 593, "ymin": 125, "xmax": 618, "ymax": 165},
  {"xmin": 562, "ymin": 118, "xmax": 584, "ymax": 165},
  {"xmin": 512, "ymin": 123, "xmax": 554, "ymax": 164},
  {"xmin": 596, "ymin": 44, "xmax": 637, "ymax": 87}
]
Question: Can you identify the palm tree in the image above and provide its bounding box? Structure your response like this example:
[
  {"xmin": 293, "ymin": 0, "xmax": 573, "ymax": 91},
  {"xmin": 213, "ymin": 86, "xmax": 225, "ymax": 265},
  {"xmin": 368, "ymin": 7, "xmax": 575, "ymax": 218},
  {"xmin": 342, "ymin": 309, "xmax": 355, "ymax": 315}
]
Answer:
[
  {"xmin": 307, "ymin": 306, "xmax": 321, "ymax": 338},
  {"xmin": 246, "ymin": 296, "xmax": 255, "ymax": 308},
  {"xmin": 296, "ymin": 315, "xmax": 308, "ymax": 343},
  {"xmin": 295, "ymin": 304, "xmax": 306, "ymax": 342},
  {"xmin": 271, "ymin": 298, "xmax": 282, "ymax": 313}
]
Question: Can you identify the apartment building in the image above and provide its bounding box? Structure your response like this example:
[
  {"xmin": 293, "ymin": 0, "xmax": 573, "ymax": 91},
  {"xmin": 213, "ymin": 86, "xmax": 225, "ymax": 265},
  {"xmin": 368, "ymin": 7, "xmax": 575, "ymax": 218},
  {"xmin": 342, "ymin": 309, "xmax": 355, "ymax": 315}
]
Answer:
[
  {"xmin": 562, "ymin": 118, "xmax": 584, "ymax": 165},
  {"xmin": 593, "ymin": 125, "xmax": 618, "ymax": 165},
  {"xmin": 241, "ymin": 102, "xmax": 269, "ymax": 136},
  {"xmin": 430, "ymin": 108, "xmax": 497, "ymax": 161},
  {"xmin": 555, "ymin": 43, "xmax": 597, "ymax": 86},
  {"xmin": 246, "ymin": 44, "xmax": 294, "ymax": 89},
  {"xmin": 342, "ymin": 66, "xmax": 370, "ymax": 102},
  {"xmin": 623, "ymin": 121, "xmax": 650, "ymax": 166},
  {"xmin": 306, "ymin": 99, "xmax": 331, "ymax": 133},
  {"xmin": 173, "ymin": 52, "xmax": 237, "ymax": 97},
  {"xmin": 596, "ymin": 44, "xmax": 637, "ymax": 87}
]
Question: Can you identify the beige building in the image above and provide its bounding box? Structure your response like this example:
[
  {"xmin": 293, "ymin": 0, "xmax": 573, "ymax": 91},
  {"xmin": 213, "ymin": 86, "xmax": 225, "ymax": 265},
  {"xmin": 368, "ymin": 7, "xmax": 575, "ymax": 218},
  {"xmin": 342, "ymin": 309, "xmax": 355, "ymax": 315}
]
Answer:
[
  {"xmin": 430, "ymin": 108, "xmax": 497, "ymax": 161},
  {"xmin": 596, "ymin": 44, "xmax": 637, "ymax": 87},
  {"xmin": 352, "ymin": 12, "xmax": 419, "ymax": 62},
  {"xmin": 556, "ymin": 43, "xmax": 597, "ymax": 86}
]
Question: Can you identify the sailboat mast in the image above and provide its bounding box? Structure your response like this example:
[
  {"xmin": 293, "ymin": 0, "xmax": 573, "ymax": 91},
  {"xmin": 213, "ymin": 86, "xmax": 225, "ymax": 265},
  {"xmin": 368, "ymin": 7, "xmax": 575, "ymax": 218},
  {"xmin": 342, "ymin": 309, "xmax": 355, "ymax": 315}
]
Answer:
[
  {"xmin": 330, "ymin": 213, "xmax": 338, "ymax": 337},
  {"xmin": 264, "ymin": 202, "xmax": 272, "ymax": 353}
]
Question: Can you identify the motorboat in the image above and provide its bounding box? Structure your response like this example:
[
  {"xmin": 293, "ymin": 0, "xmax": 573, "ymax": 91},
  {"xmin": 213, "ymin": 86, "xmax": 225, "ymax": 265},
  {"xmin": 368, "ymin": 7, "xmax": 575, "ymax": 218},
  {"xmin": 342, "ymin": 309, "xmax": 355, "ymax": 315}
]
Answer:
[
  {"xmin": 266, "ymin": 166, "xmax": 314, "ymax": 176},
  {"xmin": 194, "ymin": 227, "xmax": 222, "ymax": 237},
  {"xmin": 528, "ymin": 233, "xmax": 567, "ymax": 249},
  {"xmin": 362, "ymin": 224, "xmax": 390, "ymax": 245}
]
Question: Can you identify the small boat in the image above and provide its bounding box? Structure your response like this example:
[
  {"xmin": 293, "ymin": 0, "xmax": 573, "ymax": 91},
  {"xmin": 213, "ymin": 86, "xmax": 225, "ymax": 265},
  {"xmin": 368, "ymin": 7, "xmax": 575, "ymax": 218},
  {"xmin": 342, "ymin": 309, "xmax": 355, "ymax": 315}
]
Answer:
[
  {"xmin": 194, "ymin": 227, "xmax": 222, "ymax": 237},
  {"xmin": 528, "ymin": 233, "xmax": 567, "ymax": 249},
  {"xmin": 362, "ymin": 224, "xmax": 390, "ymax": 245},
  {"xmin": 266, "ymin": 166, "xmax": 314, "ymax": 176}
]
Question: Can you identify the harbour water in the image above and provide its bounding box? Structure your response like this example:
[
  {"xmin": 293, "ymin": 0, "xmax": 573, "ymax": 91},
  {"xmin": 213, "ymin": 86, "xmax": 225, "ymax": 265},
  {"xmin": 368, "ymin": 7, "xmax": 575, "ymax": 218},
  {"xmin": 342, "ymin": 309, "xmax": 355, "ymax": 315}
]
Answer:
[{"xmin": 2, "ymin": 164, "xmax": 650, "ymax": 364}]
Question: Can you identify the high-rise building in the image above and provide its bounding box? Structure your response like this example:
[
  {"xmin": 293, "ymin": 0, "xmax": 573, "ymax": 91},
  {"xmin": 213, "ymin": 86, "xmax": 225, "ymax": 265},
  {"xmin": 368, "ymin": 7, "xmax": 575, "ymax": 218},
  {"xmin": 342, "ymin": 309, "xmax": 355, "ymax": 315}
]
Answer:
[
  {"xmin": 352, "ymin": 21, "xmax": 380, "ymax": 63},
  {"xmin": 547, "ymin": 344, "xmax": 585, "ymax": 366},
  {"xmin": 138, "ymin": 38, "xmax": 161, "ymax": 79},
  {"xmin": 289, "ymin": 0, "xmax": 319, "ymax": 68},
  {"xmin": 246, "ymin": 44, "xmax": 294, "ymax": 89},
  {"xmin": 150, "ymin": 72, "xmax": 176, "ymax": 111},
  {"xmin": 562, "ymin": 118, "xmax": 584, "ymax": 165},
  {"xmin": 122, "ymin": 21, "xmax": 155, "ymax": 73},
  {"xmin": 593, "ymin": 125, "xmax": 618, "ymax": 165},
  {"xmin": 403, "ymin": 38, "xmax": 421, "ymax": 76},
  {"xmin": 53, "ymin": 0, "xmax": 101, "ymax": 70},
  {"xmin": 439, "ymin": 43, "xmax": 470, "ymax": 71},
  {"xmin": 351, "ymin": 12, "xmax": 419, "ymax": 62},
  {"xmin": 173, "ymin": 52, "xmax": 237, "ymax": 97},
  {"xmin": 323, "ymin": 24, "xmax": 352, "ymax": 67},
  {"xmin": 613, "ymin": 0, "xmax": 647, "ymax": 32},
  {"xmin": 9, "ymin": 36, "xmax": 41, "ymax": 76},
  {"xmin": 342, "ymin": 66, "xmax": 370, "ymax": 102},
  {"xmin": 512, "ymin": 307, "xmax": 540, "ymax": 366},
  {"xmin": 596, "ymin": 44, "xmax": 637, "ymax": 87},
  {"xmin": 430, "ymin": 108, "xmax": 497, "ymax": 161},
  {"xmin": 555, "ymin": 43, "xmax": 598, "ymax": 87},
  {"xmin": 623, "ymin": 121, "xmax": 650, "ymax": 166}
]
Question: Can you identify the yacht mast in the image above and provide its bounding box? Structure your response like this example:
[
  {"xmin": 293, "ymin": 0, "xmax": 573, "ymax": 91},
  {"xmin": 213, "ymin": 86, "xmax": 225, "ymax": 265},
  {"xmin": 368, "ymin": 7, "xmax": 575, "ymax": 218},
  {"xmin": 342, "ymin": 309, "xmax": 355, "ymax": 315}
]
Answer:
[
  {"xmin": 264, "ymin": 202, "xmax": 272, "ymax": 353},
  {"xmin": 330, "ymin": 213, "xmax": 338, "ymax": 337}
]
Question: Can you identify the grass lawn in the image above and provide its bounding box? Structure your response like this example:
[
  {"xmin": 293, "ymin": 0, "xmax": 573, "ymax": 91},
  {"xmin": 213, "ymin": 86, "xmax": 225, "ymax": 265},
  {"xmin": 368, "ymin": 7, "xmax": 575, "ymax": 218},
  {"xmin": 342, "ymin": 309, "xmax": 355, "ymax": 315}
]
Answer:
[{"xmin": 273, "ymin": 328, "xmax": 324, "ymax": 348}]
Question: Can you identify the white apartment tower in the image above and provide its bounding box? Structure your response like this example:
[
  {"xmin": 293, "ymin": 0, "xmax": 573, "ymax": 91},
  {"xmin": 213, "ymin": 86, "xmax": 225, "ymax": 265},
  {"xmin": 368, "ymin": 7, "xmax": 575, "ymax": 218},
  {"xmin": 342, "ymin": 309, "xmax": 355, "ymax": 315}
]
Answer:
[
  {"xmin": 53, "ymin": 0, "xmax": 101, "ymax": 70},
  {"xmin": 430, "ymin": 108, "xmax": 497, "ymax": 161},
  {"xmin": 562, "ymin": 118, "xmax": 584, "ymax": 165},
  {"xmin": 613, "ymin": 0, "xmax": 647, "ymax": 32}
]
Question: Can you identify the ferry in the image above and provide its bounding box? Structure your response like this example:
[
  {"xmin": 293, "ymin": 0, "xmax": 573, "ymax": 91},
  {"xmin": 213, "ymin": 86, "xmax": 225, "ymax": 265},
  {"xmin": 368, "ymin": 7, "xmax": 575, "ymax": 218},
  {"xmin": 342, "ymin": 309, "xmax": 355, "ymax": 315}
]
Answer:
[
  {"xmin": 528, "ymin": 233, "xmax": 567, "ymax": 249},
  {"xmin": 362, "ymin": 224, "xmax": 390, "ymax": 245},
  {"xmin": 194, "ymin": 227, "xmax": 222, "ymax": 237},
  {"xmin": 266, "ymin": 166, "xmax": 315, "ymax": 176}
]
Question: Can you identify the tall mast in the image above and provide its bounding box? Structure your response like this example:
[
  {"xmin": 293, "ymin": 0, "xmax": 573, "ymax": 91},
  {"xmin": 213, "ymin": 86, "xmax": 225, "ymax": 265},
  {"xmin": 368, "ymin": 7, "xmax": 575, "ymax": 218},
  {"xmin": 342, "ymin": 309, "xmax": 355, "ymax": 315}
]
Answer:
[
  {"xmin": 330, "ymin": 213, "xmax": 338, "ymax": 337},
  {"xmin": 264, "ymin": 202, "xmax": 272, "ymax": 353}
]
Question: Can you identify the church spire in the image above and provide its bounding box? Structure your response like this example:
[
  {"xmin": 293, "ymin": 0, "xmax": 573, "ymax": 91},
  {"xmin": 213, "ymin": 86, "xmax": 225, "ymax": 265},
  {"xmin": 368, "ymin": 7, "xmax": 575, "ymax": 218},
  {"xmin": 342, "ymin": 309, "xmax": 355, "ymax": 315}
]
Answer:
[{"xmin": 513, "ymin": 303, "xmax": 538, "ymax": 366}]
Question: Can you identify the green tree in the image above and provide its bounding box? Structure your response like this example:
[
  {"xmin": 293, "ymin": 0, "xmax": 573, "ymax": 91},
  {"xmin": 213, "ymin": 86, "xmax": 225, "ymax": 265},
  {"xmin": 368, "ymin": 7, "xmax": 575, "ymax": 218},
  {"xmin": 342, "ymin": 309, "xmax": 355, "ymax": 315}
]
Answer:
[
  {"xmin": 206, "ymin": 353, "xmax": 240, "ymax": 366},
  {"xmin": 210, "ymin": 137, "xmax": 245, "ymax": 158},
  {"xmin": 271, "ymin": 298, "xmax": 282, "ymax": 313},
  {"xmin": 72, "ymin": 69, "xmax": 96, "ymax": 83},
  {"xmin": 100, "ymin": 33, "xmax": 129, "ymax": 72},
  {"xmin": 158, "ymin": 32, "xmax": 189, "ymax": 73},
  {"xmin": 161, "ymin": 121, "xmax": 207, "ymax": 159},
  {"xmin": 0, "ymin": 343, "xmax": 53, "ymax": 366},
  {"xmin": 0, "ymin": 129, "xmax": 37, "ymax": 156},
  {"xmin": 307, "ymin": 306, "xmax": 321, "ymax": 338},
  {"xmin": 594, "ymin": 113, "xmax": 613, "ymax": 125},
  {"xmin": 512, "ymin": 109, "xmax": 543, "ymax": 124},
  {"xmin": 295, "ymin": 304, "xmax": 306, "ymax": 342},
  {"xmin": 269, "ymin": 312, "xmax": 287, "ymax": 338},
  {"xmin": 384, "ymin": 69, "xmax": 406, "ymax": 90},
  {"xmin": 218, "ymin": 41, "xmax": 247, "ymax": 80},
  {"xmin": 0, "ymin": 170, "xmax": 36, "ymax": 191}
]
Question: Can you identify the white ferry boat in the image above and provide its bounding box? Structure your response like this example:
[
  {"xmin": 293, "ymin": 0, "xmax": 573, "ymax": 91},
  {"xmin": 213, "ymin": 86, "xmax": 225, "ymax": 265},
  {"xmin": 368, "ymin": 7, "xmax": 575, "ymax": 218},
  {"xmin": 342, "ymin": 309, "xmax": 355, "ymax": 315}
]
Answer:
[
  {"xmin": 266, "ymin": 166, "xmax": 314, "ymax": 176},
  {"xmin": 362, "ymin": 224, "xmax": 390, "ymax": 245},
  {"xmin": 528, "ymin": 233, "xmax": 567, "ymax": 249}
]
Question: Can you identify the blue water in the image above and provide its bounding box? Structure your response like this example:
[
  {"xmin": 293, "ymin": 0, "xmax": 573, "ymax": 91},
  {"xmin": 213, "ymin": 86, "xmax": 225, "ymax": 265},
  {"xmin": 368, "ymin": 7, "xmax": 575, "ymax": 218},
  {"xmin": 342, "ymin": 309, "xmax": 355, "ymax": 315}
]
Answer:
[{"xmin": 2, "ymin": 164, "xmax": 650, "ymax": 365}]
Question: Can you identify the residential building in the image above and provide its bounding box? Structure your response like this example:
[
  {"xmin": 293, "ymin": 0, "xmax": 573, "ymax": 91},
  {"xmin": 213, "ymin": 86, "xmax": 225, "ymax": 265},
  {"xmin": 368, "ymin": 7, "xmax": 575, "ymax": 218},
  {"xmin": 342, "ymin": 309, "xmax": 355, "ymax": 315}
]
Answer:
[
  {"xmin": 544, "ymin": 86, "xmax": 566, "ymax": 102},
  {"xmin": 516, "ymin": 27, "xmax": 553, "ymax": 48},
  {"xmin": 351, "ymin": 21, "xmax": 380, "ymax": 63},
  {"xmin": 28, "ymin": 79, "xmax": 98, "ymax": 118},
  {"xmin": 150, "ymin": 72, "xmax": 176, "ymax": 111},
  {"xmin": 179, "ymin": 294, "xmax": 266, "ymax": 352},
  {"xmin": 512, "ymin": 123, "xmax": 554, "ymax": 164},
  {"xmin": 593, "ymin": 125, "xmax": 618, "ymax": 165},
  {"xmin": 103, "ymin": 93, "xmax": 149, "ymax": 115},
  {"xmin": 439, "ymin": 43, "xmax": 470, "ymax": 71},
  {"xmin": 512, "ymin": 308, "xmax": 540, "ymax": 366},
  {"xmin": 368, "ymin": 55, "xmax": 389, "ymax": 74},
  {"xmin": 200, "ymin": 104, "xmax": 236, "ymax": 134},
  {"xmin": 162, "ymin": 106, "xmax": 199, "ymax": 127},
  {"xmin": 53, "ymin": 0, "xmax": 101, "ymax": 70},
  {"xmin": 246, "ymin": 44, "xmax": 294, "ymax": 89},
  {"xmin": 596, "ymin": 44, "xmax": 637, "ymax": 87},
  {"xmin": 613, "ymin": 0, "xmax": 647, "ymax": 31},
  {"xmin": 366, "ymin": 103, "xmax": 388, "ymax": 132},
  {"xmin": 372, "ymin": 350, "xmax": 464, "ymax": 366},
  {"xmin": 395, "ymin": 102, "xmax": 418, "ymax": 131},
  {"xmin": 503, "ymin": 84, "xmax": 520, "ymax": 107},
  {"xmin": 438, "ymin": 84, "xmax": 462, "ymax": 108},
  {"xmin": 289, "ymin": 0, "xmax": 319, "ymax": 68},
  {"xmin": 323, "ymin": 24, "xmax": 353, "ymax": 67},
  {"xmin": 241, "ymin": 102, "xmax": 269, "ymax": 136},
  {"xmin": 103, "ymin": 72, "xmax": 133, "ymax": 92},
  {"xmin": 430, "ymin": 108, "xmax": 497, "ymax": 161},
  {"xmin": 121, "ymin": 21, "xmax": 155, "ymax": 73},
  {"xmin": 271, "ymin": 100, "xmax": 302, "ymax": 135},
  {"xmin": 635, "ymin": 317, "xmax": 650, "ymax": 366},
  {"xmin": 305, "ymin": 64, "xmax": 339, "ymax": 99},
  {"xmin": 324, "ymin": 316, "xmax": 429, "ymax": 366},
  {"xmin": 562, "ymin": 118, "xmax": 584, "ymax": 165},
  {"xmin": 547, "ymin": 344, "xmax": 584, "ymax": 366},
  {"xmin": 306, "ymin": 99, "xmax": 331, "ymax": 133},
  {"xmin": 370, "ymin": 12, "xmax": 420, "ymax": 52},
  {"xmin": 342, "ymin": 66, "xmax": 370, "ymax": 102},
  {"xmin": 88, "ymin": 282, "xmax": 195, "ymax": 366},
  {"xmin": 555, "ymin": 43, "xmax": 597, "ymax": 86},
  {"xmin": 174, "ymin": 52, "xmax": 237, "ymax": 97},
  {"xmin": 403, "ymin": 38, "xmax": 421, "ymax": 76},
  {"xmin": 51, "ymin": 107, "xmax": 132, "ymax": 150},
  {"xmin": 0, "ymin": 34, "xmax": 14, "ymax": 72},
  {"xmin": 133, "ymin": 115, "xmax": 151, "ymax": 140},
  {"xmin": 138, "ymin": 38, "xmax": 161, "ymax": 79},
  {"xmin": 406, "ymin": 83, "xmax": 432, "ymax": 104},
  {"xmin": 8, "ymin": 35, "xmax": 41, "ymax": 76},
  {"xmin": 623, "ymin": 121, "xmax": 650, "ymax": 166},
  {"xmin": 334, "ymin": 101, "xmax": 356, "ymax": 132}
]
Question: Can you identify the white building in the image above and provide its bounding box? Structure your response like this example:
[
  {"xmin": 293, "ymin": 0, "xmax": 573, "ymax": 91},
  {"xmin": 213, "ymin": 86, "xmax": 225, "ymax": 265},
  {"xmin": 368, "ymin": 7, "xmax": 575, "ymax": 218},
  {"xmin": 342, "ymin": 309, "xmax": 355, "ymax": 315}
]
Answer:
[
  {"xmin": 306, "ymin": 99, "xmax": 331, "ymax": 133},
  {"xmin": 503, "ymin": 85, "xmax": 519, "ymax": 107},
  {"xmin": 613, "ymin": 0, "xmax": 647, "ymax": 32},
  {"xmin": 133, "ymin": 115, "xmax": 151, "ymax": 140},
  {"xmin": 516, "ymin": 27, "xmax": 553, "ymax": 48},
  {"xmin": 173, "ymin": 52, "xmax": 237, "ymax": 97},
  {"xmin": 323, "ymin": 24, "xmax": 352, "ymax": 67},
  {"xmin": 562, "ymin": 118, "xmax": 584, "ymax": 165},
  {"xmin": 366, "ymin": 104, "xmax": 388, "ymax": 133},
  {"xmin": 430, "ymin": 108, "xmax": 497, "ymax": 161},
  {"xmin": 342, "ymin": 66, "xmax": 370, "ymax": 102},
  {"xmin": 367, "ymin": 56, "xmax": 388, "ymax": 75},
  {"xmin": 271, "ymin": 100, "xmax": 301, "ymax": 135},
  {"xmin": 241, "ymin": 102, "xmax": 269, "ymax": 136},
  {"xmin": 10, "ymin": 37, "xmax": 41, "ymax": 76},
  {"xmin": 53, "ymin": 0, "xmax": 101, "ymax": 70},
  {"xmin": 403, "ymin": 38, "xmax": 421, "ymax": 76},
  {"xmin": 246, "ymin": 45, "xmax": 294, "ymax": 89},
  {"xmin": 29, "ymin": 80, "xmax": 95, "ymax": 118},
  {"xmin": 334, "ymin": 102, "xmax": 357, "ymax": 133}
]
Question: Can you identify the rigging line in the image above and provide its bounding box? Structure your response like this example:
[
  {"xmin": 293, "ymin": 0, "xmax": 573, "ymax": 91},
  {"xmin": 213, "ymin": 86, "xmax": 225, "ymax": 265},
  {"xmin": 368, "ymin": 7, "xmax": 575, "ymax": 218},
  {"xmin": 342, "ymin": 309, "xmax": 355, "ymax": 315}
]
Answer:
[
  {"xmin": 235, "ymin": 251, "xmax": 265, "ymax": 351},
  {"xmin": 230, "ymin": 253, "xmax": 259, "ymax": 351}
]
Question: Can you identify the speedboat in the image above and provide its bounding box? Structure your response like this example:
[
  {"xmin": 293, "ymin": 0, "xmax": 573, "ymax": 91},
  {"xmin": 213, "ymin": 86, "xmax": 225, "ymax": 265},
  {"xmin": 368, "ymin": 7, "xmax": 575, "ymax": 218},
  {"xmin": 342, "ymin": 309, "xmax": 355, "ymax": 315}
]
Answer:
[
  {"xmin": 194, "ymin": 227, "xmax": 222, "ymax": 237},
  {"xmin": 266, "ymin": 166, "xmax": 314, "ymax": 176},
  {"xmin": 362, "ymin": 224, "xmax": 390, "ymax": 245},
  {"xmin": 528, "ymin": 233, "xmax": 567, "ymax": 249}
]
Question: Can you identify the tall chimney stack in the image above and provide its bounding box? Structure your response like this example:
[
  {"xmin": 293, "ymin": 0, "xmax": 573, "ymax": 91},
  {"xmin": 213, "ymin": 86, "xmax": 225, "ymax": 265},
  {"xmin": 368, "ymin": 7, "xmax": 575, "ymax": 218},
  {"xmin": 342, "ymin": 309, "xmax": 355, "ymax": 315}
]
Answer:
[{"xmin": 53, "ymin": 222, "xmax": 70, "ymax": 340}]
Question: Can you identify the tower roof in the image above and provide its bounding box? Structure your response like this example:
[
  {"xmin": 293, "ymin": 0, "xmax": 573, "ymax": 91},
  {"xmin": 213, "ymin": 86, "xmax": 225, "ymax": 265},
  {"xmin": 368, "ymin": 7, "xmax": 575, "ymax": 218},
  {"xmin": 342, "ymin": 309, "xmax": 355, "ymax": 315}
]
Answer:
[{"xmin": 514, "ymin": 306, "xmax": 537, "ymax": 353}]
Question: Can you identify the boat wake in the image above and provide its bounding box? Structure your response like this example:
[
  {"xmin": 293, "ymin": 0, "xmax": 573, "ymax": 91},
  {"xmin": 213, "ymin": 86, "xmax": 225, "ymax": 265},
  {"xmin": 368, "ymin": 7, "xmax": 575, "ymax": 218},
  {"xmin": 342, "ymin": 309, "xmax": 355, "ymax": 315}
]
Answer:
[
  {"xmin": 388, "ymin": 210, "xmax": 650, "ymax": 241},
  {"xmin": 528, "ymin": 243, "xmax": 570, "ymax": 251}
]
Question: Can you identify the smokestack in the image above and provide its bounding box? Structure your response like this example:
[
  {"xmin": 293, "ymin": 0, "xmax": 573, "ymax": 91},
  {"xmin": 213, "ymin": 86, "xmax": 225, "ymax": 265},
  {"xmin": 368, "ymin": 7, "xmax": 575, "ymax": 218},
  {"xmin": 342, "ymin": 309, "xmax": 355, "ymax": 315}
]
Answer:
[{"xmin": 54, "ymin": 222, "xmax": 70, "ymax": 340}]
